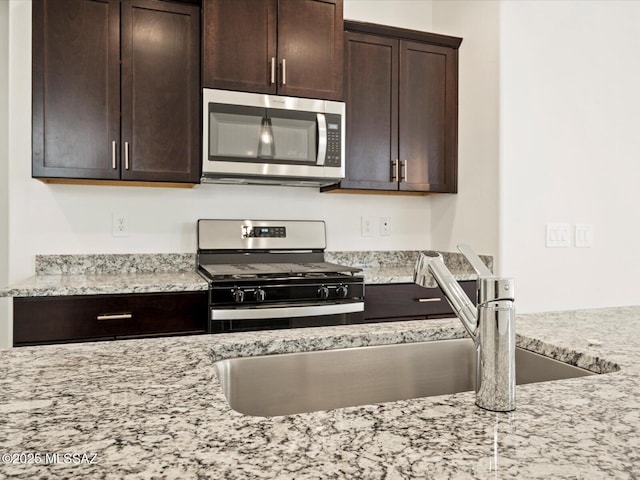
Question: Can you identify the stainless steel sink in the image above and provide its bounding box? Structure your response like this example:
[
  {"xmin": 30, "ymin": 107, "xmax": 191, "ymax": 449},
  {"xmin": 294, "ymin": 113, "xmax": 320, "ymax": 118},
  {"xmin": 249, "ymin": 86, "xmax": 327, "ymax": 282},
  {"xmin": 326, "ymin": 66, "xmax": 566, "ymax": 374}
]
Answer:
[{"xmin": 213, "ymin": 338, "xmax": 595, "ymax": 417}]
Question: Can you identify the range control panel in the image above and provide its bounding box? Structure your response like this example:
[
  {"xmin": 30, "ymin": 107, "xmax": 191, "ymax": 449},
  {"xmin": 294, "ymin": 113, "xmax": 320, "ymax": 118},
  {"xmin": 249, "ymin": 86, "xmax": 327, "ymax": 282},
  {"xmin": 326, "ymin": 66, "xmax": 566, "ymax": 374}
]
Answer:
[
  {"xmin": 242, "ymin": 225, "xmax": 286, "ymax": 239},
  {"xmin": 198, "ymin": 219, "xmax": 326, "ymax": 251}
]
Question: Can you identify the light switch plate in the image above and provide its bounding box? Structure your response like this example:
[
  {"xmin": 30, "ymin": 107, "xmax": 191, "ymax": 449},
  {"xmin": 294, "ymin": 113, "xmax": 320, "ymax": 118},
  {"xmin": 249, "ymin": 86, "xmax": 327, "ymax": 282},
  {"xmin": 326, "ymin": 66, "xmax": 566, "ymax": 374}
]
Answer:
[
  {"xmin": 546, "ymin": 223, "xmax": 570, "ymax": 247},
  {"xmin": 575, "ymin": 224, "xmax": 594, "ymax": 247}
]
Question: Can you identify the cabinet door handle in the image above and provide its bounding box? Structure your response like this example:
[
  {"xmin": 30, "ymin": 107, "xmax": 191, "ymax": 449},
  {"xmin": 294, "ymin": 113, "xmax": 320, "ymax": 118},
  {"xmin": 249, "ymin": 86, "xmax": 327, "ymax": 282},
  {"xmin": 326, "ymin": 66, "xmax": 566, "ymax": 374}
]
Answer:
[
  {"xmin": 111, "ymin": 141, "xmax": 117, "ymax": 169},
  {"xmin": 401, "ymin": 160, "xmax": 408, "ymax": 182},
  {"xmin": 270, "ymin": 57, "xmax": 276, "ymax": 85},
  {"xmin": 391, "ymin": 159, "xmax": 398, "ymax": 182},
  {"xmin": 124, "ymin": 141, "xmax": 130, "ymax": 170},
  {"xmin": 417, "ymin": 298, "xmax": 442, "ymax": 303},
  {"xmin": 282, "ymin": 58, "xmax": 286, "ymax": 85},
  {"xmin": 97, "ymin": 313, "xmax": 133, "ymax": 321}
]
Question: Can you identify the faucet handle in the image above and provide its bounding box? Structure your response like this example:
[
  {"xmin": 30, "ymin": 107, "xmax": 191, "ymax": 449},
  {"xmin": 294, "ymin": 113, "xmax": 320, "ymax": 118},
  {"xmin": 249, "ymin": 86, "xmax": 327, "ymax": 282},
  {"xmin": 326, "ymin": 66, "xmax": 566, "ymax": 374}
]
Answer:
[
  {"xmin": 458, "ymin": 244, "xmax": 515, "ymax": 304},
  {"xmin": 478, "ymin": 277, "xmax": 515, "ymax": 304},
  {"xmin": 457, "ymin": 244, "xmax": 492, "ymax": 277}
]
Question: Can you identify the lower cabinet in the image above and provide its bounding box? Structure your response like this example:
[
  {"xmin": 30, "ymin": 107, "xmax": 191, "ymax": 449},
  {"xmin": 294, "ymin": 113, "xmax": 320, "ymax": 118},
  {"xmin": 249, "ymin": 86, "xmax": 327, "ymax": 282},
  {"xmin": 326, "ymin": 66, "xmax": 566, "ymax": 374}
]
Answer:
[
  {"xmin": 360, "ymin": 281, "xmax": 476, "ymax": 323},
  {"xmin": 13, "ymin": 291, "xmax": 208, "ymax": 346}
]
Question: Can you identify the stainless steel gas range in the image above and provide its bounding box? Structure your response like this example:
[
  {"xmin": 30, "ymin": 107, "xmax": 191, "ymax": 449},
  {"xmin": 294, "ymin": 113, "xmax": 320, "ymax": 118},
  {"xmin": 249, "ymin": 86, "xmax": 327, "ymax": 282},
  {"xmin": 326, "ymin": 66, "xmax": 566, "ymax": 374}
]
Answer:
[{"xmin": 197, "ymin": 220, "xmax": 365, "ymax": 333}]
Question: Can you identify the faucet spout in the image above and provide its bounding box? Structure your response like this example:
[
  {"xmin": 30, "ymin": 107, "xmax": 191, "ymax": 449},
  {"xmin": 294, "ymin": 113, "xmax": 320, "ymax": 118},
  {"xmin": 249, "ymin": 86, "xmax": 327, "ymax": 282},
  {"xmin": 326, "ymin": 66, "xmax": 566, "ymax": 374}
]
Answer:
[
  {"xmin": 414, "ymin": 251, "xmax": 478, "ymax": 340},
  {"xmin": 414, "ymin": 246, "xmax": 516, "ymax": 412}
]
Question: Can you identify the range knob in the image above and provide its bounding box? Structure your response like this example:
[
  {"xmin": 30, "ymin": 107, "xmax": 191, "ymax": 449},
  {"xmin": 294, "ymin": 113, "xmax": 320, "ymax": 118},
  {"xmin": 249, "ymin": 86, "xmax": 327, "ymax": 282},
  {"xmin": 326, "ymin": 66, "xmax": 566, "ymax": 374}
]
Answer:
[
  {"xmin": 232, "ymin": 289, "xmax": 245, "ymax": 303},
  {"xmin": 254, "ymin": 288, "xmax": 266, "ymax": 302},
  {"xmin": 317, "ymin": 286, "xmax": 330, "ymax": 299},
  {"xmin": 336, "ymin": 285, "xmax": 349, "ymax": 298}
]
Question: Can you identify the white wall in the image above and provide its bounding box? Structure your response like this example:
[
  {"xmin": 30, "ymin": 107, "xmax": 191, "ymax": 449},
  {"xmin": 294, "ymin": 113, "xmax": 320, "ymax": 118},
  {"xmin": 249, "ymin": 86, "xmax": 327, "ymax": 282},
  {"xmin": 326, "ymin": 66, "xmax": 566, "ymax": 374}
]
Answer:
[
  {"xmin": 1, "ymin": 1, "xmax": 9, "ymax": 283},
  {"xmin": 500, "ymin": 0, "xmax": 640, "ymax": 312},
  {"xmin": 430, "ymin": 1, "xmax": 501, "ymax": 264},
  {"xmin": 4, "ymin": 0, "xmax": 437, "ymax": 287},
  {"xmin": 344, "ymin": 0, "xmax": 432, "ymax": 31},
  {"xmin": 0, "ymin": 1, "xmax": 10, "ymax": 349}
]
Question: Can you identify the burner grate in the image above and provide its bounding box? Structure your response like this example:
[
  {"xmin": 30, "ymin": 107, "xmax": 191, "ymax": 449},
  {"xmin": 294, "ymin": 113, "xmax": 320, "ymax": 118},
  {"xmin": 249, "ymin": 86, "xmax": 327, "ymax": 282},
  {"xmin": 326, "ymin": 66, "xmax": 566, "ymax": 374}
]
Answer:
[{"xmin": 200, "ymin": 262, "xmax": 359, "ymax": 279}]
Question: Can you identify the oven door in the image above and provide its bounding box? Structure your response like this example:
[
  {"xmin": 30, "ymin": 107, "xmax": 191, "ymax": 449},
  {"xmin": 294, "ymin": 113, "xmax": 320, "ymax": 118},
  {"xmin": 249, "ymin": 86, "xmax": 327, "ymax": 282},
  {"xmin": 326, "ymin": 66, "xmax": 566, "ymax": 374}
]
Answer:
[{"xmin": 209, "ymin": 301, "xmax": 364, "ymax": 333}]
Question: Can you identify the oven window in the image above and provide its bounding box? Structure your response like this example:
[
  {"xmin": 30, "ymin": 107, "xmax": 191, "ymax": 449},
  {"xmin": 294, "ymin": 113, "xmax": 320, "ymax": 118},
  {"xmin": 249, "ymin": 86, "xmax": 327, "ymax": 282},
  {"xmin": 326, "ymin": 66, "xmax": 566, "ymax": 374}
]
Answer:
[{"xmin": 208, "ymin": 103, "xmax": 318, "ymax": 164}]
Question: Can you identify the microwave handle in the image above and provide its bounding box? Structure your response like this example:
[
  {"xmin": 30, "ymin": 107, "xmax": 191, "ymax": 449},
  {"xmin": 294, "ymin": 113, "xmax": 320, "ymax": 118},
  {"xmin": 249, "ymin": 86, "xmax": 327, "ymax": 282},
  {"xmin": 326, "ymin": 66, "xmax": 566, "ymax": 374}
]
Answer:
[{"xmin": 316, "ymin": 113, "xmax": 327, "ymax": 166}]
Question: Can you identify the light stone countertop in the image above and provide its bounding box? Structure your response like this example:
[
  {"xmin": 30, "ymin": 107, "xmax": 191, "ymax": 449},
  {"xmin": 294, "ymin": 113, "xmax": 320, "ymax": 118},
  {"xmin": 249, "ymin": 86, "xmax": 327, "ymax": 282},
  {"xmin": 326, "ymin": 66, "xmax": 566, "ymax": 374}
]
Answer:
[
  {"xmin": 326, "ymin": 250, "xmax": 492, "ymax": 285},
  {"xmin": 0, "ymin": 251, "xmax": 488, "ymax": 297},
  {"xmin": 0, "ymin": 271, "xmax": 209, "ymax": 297},
  {"xmin": 1, "ymin": 306, "xmax": 639, "ymax": 479},
  {"xmin": 360, "ymin": 266, "xmax": 478, "ymax": 284},
  {"xmin": 0, "ymin": 254, "xmax": 209, "ymax": 298}
]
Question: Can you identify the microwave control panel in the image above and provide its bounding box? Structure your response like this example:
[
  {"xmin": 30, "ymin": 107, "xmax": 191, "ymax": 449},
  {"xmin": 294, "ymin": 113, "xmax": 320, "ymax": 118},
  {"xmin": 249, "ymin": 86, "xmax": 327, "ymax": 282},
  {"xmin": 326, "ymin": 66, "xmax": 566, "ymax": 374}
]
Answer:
[{"xmin": 324, "ymin": 113, "xmax": 342, "ymax": 167}]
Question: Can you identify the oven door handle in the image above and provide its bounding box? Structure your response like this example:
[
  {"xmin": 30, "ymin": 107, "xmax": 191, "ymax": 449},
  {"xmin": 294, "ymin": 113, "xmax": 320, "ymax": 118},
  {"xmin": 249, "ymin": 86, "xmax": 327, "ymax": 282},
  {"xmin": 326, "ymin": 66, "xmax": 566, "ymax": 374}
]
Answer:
[{"xmin": 211, "ymin": 302, "xmax": 363, "ymax": 321}]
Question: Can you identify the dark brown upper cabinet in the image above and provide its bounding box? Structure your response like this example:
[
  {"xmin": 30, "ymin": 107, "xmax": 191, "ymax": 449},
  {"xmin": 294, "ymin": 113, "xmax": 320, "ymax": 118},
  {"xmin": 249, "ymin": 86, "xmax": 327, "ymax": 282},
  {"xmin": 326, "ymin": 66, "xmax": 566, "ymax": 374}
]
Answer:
[
  {"xmin": 202, "ymin": 0, "xmax": 344, "ymax": 101},
  {"xmin": 323, "ymin": 22, "xmax": 462, "ymax": 194},
  {"xmin": 32, "ymin": 0, "xmax": 201, "ymax": 186}
]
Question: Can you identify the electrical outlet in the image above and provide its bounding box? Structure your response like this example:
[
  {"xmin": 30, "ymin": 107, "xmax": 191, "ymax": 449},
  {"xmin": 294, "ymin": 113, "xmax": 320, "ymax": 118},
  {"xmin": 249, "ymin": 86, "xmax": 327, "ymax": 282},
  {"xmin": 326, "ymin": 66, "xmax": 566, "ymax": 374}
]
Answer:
[
  {"xmin": 112, "ymin": 213, "xmax": 129, "ymax": 237},
  {"xmin": 361, "ymin": 216, "xmax": 376, "ymax": 237},
  {"xmin": 545, "ymin": 223, "xmax": 570, "ymax": 247},
  {"xmin": 380, "ymin": 217, "xmax": 391, "ymax": 236}
]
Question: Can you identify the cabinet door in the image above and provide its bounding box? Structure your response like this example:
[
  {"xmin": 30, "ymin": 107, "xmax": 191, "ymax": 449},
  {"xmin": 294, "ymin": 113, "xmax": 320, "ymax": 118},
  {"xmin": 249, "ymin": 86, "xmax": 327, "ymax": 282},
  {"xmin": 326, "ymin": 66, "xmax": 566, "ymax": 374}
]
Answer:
[
  {"xmin": 32, "ymin": 0, "xmax": 120, "ymax": 180},
  {"xmin": 334, "ymin": 31, "xmax": 399, "ymax": 191},
  {"xmin": 399, "ymin": 41, "xmax": 458, "ymax": 193},
  {"xmin": 277, "ymin": 0, "xmax": 344, "ymax": 101},
  {"xmin": 120, "ymin": 0, "xmax": 201, "ymax": 183},
  {"xmin": 202, "ymin": 0, "xmax": 277, "ymax": 94}
]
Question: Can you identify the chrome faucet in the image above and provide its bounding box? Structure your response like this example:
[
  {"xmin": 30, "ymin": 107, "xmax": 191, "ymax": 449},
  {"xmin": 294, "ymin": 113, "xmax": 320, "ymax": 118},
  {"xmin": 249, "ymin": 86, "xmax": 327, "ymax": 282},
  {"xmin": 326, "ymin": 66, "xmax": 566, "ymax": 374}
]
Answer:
[{"xmin": 414, "ymin": 245, "xmax": 516, "ymax": 412}]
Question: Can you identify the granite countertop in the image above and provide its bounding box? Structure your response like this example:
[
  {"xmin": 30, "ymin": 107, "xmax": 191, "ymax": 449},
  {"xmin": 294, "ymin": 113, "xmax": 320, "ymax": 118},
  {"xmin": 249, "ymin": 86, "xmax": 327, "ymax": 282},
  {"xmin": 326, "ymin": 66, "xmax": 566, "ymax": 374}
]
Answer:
[
  {"xmin": 0, "ymin": 251, "xmax": 491, "ymax": 297},
  {"xmin": 326, "ymin": 250, "xmax": 493, "ymax": 285},
  {"xmin": 360, "ymin": 266, "xmax": 479, "ymax": 284},
  {"xmin": 0, "ymin": 271, "xmax": 208, "ymax": 297},
  {"xmin": 0, "ymin": 254, "xmax": 209, "ymax": 298},
  {"xmin": 1, "ymin": 306, "xmax": 639, "ymax": 479}
]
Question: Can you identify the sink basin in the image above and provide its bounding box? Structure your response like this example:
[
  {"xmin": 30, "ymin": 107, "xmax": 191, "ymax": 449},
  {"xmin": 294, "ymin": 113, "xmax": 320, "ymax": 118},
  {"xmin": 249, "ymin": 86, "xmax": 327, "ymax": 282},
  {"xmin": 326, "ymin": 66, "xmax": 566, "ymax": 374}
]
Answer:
[{"xmin": 213, "ymin": 338, "xmax": 595, "ymax": 417}]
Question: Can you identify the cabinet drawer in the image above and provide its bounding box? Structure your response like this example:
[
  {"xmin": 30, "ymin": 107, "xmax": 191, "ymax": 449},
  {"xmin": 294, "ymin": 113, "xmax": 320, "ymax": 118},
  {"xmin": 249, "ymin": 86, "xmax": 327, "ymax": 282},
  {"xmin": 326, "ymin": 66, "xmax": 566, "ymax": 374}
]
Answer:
[
  {"xmin": 13, "ymin": 292, "xmax": 208, "ymax": 346},
  {"xmin": 364, "ymin": 281, "xmax": 476, "ymax": 321}
]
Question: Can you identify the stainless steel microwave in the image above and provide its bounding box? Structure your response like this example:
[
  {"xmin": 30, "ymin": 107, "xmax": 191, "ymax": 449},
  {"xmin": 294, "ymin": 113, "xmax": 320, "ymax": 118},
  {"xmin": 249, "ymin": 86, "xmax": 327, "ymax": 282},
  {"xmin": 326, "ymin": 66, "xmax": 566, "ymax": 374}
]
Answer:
[{"xmin": 202, "ymin": 89, "xmax": 345, "ymax": 187}]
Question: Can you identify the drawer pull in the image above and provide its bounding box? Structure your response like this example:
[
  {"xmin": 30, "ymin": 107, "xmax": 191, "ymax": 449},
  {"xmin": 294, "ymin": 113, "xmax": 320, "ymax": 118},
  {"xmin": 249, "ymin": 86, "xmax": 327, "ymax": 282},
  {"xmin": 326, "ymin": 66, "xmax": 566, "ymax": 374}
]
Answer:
[
  {"xmin": 417, "ymin": 298, "xmax": 442, "ymax": 303},
  {"xmin": 97, "ymin": 313, "xmax": 133, "ymax": 321}
]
